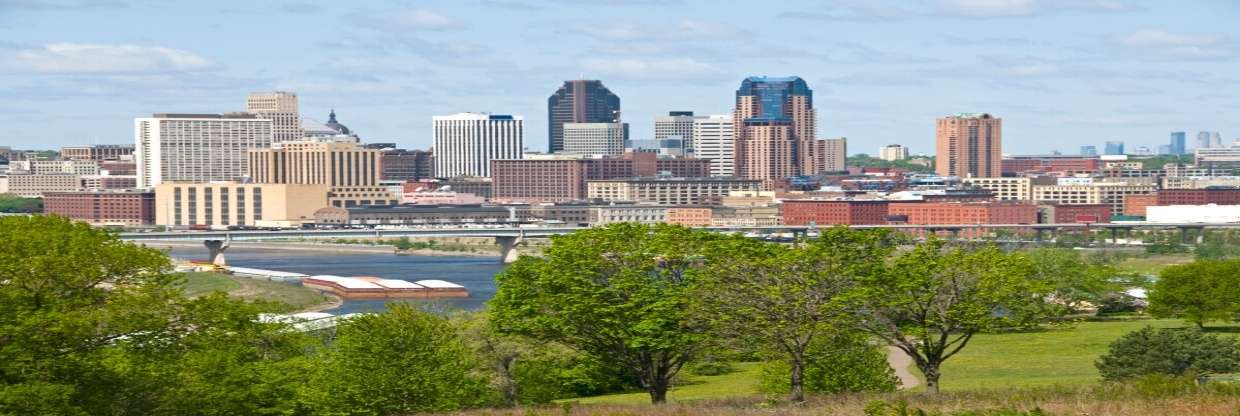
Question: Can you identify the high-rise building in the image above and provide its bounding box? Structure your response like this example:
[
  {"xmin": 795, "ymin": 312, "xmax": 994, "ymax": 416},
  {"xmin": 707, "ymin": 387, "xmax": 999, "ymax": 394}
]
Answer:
[
  {"xmin": 816, "ymin": 137, "xmax": 847, "ymax": 172},
  {"xmin": 547, "ymin": 80, "xmax": 620, "ymax": 153},
  {"xmin": 1198, "ymin": 131, "xmax": 1223, "ymax": 149},
  {"xmin": 691, "ymin": 115, "xmax": 735, "ymax": 177},
  {"xmin": 249, "ymin": 140, "xmax": 396, "ymax": 207},
  {"xmin": 246, "ymin": 91, "xmax": 303, "ymax": 143},
  {"xmin": 879, "ymin": 144, "xmax": 909, "ymax": 161},
  {"xmin": 135, "ymin": 113, "xmax": 272, "ymax": 188},
  {"xmin": 654, "ymin": 111, "xmax": 702, "ymax": 152},
  {"xmin": 562, "ymin": 122, "xmax": 628, "ymax": 156},
  {"xmin": 1170, "ymin": 132, "xmax": 1186, "ymax": 155},
  {"xmin": 935, "ymin": 113, "xmax": 1002, "ymax": 178},
  {"xmin": 61, "ymin": 144, "xmax": 134, "ymax": 161},
  {"xmin": 1104, "ymin": 141, "xmax": 1125, "ymax": 155},
  {"xmin": 733, "ymin": 76, "xmax": 817, "ymax": 186},
  {"xmin": 380, "ymin": 149, "xmax": 434, "ymax": 181},
  {"xmin": 432, "ymin": 113, "xmax": 524, "ymax": 178},
  {"xmin": 154, "ymin": 182, "xmax": 328, "ymax": 227},
  {"xmin": 1080, "ymin": 145, "xmax": 1097, "ymax": 156}
]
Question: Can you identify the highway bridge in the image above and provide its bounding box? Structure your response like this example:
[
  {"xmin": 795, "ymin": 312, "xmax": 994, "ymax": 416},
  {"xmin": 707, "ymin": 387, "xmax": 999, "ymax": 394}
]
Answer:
[{"xmin": 120, "ymin": 222, "xmax": 1236, "ymax": 265}]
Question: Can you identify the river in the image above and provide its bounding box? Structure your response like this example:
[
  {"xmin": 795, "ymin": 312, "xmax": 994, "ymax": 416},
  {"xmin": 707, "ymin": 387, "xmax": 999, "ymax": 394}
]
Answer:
[{"xmin": 167, "ymin": 247, "xmax": 508, "ymax": 314}]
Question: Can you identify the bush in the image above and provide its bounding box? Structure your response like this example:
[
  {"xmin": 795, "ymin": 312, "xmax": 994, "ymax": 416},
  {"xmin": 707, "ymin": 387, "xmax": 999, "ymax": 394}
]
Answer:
[
  {"xmin": 759, "ymin": 332, "xmax": 898, "ymax": 395},
  {"xmin": 1096, "ymin": 326, "xmax": 1240, "ymax": 381},
  {"xmin": 688, "ymin": 360, "xmax": 735, "ymax": 376}
]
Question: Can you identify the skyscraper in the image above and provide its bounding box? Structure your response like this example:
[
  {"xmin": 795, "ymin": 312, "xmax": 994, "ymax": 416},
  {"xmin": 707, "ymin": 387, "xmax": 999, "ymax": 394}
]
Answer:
[
  {"xmin": 879, "ymin": 144, "xmax": 909, "ymax": 161},
  {"xmin": 816, "ymin": 137, "xmax": 847, "ymax": 172},
  {"xmin": 654, "ymin": 111, "xmax": 702, "ymax": 152},
  {"xmin": 1079, "ymin": 145, "xmax": 1097, "ymax": 156},
  {"xmin": 1199, "ymin": 131, "xmax": 1223, "ymax": 149},
  {"xmin": 934, "ymin": 113, "xmax": 1001, "ymax": 178},
  {"xmin": 691, "ymin": 115, "xmax": 735, "ymax": 177},
  {"xmin": 1104, "ymin": 141, "xmax": 1125, "ymax": 155},
  {"xmin": 135, "ymin": 113, "xmax": 272, "ymax": 188},
  {"xmin": 249, "ymin": 140, "xmax": 396, "ymax": 207},
  {"xmin": 547, "ymin": 80, "xmax": 620, "ymax": 153},
  {"xmin": 733, "ymin": 76, "xmax": 817, "ymax": 186},
  {"xmin": 432, "ymin": 113, "xmax": 524, "ymax": 178},
  {"xmin": 246, "ymin": 91, "xmax": 303, "ymax": 143},
  {"xmin": 1170, "ymin": 132, "xmax": 1186, "ymax": 155}
]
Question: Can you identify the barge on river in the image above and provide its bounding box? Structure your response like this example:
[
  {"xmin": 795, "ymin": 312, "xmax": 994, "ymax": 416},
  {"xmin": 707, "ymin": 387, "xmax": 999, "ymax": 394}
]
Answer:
[{"xmin": 301, "ymin": 275, "xmax": 468, "ymax": 299}]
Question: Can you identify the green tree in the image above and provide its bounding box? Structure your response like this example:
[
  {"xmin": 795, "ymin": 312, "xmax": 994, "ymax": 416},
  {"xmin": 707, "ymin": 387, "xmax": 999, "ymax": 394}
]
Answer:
[
  {"xmin": 1147, "ymin": 260, "xmax": 1240, "ymax": 328},
  {"xmin": 697, "ymin": 227, "xmax": 892, "ymax": 402},
  {"xmin": 1096, "ymin": 326, "xmax": 1240, "ymax": 380},
  {"xmin": 489, "ymin": 223, "xmax": 717, "ymax": 404},
  {"xmin": 0, "ymin": 215, "xmax": 181, "ymax": 414},
  {"xmin": 1025, "ymin": 248, "xmax": 1116, "ymax": 313},
  {"xmin": 757, "ymin": 330, "xmax": 897, "ymax": 395},
  {"xmin": 851, "ymin": 240, "xmax": 1047, "ymax": 394},
  {"xmin": 302, "ymin": 303, "xmax": 488, "ymax": 415},
  {"xmin": 0, "ymin": 193, "xmax": 43, "ymax": 213}
]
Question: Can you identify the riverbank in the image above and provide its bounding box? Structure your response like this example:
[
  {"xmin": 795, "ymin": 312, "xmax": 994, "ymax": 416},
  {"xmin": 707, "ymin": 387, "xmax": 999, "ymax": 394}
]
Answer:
[
  {"xmin": 145, "ymin": 240, "xmax": 500, "ymax": 257},
  {"xmin": 179, "ymin": 271, "xmax": 341, "ymax": 312}
]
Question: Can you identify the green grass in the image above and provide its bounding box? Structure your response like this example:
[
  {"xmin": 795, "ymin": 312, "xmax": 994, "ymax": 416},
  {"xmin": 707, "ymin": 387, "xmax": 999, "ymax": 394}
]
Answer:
[
  {"xmin": 1112, "ymin": 254, "xmax": 1193, "ymax": 275},
  {"xmin": 570, "ymin": 319, "xmax": 1237, "ymax": 404},
  {"xmin": 178, "ymin": 271, "xmax": 332, "ymax": 312},
  {"xmin": 179, "ymin": 271, "xmax": 241, "ymax": 296}
]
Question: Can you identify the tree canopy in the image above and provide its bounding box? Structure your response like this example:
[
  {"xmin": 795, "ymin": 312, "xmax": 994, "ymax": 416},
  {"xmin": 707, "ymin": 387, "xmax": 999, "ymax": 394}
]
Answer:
[{"xmin": 1148, "ymin": 259, "xmax": 1240, "ymax": 328}]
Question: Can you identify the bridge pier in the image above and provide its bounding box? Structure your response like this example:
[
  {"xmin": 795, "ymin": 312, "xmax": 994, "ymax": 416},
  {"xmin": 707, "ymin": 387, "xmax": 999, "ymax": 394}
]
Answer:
[
  {"xmin": 204, "ymin": 239, "xmax": 230, "ymax": 266},
  {"xmin": 496, "ymin": 235, "xmax": 524, "ymax": 264},
  {"xmin": 1179, "ymin": 226, "xmax": 1205, "ymax": 245}
]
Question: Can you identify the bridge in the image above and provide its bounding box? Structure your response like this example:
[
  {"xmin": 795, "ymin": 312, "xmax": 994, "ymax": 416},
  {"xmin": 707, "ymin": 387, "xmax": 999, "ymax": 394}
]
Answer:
[{"xmin": 120, "ymin": 222, "xmax": 1239, "ymax": 265}]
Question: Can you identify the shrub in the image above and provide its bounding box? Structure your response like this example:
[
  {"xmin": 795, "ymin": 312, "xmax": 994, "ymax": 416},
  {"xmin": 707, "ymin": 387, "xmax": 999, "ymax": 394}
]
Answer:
[
  {"xmin": 758, "ymin": 332, "xmax": 898, "ymax": 395},
  {"xmin": 688, "ymin": 360, "xmax": 735, "ymax": 376},
  {"xmin": 1095, "ymin": 326, "xmax": 1240, "ymax": 381}
]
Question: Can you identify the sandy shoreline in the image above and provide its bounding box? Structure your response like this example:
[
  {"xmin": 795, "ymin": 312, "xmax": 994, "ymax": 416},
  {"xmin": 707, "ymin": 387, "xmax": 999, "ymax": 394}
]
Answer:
[{"xmin": 144, "ymin": 240, "xmax": 500, "ymax": 258}]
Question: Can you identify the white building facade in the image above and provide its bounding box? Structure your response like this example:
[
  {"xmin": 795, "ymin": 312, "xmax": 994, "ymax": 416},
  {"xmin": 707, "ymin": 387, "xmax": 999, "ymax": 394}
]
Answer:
[
  {"xmin": 432, "ymin": 113, "xmax": 524, "ymax": 178},
  {"xmin": 879, "ymin": 144, "xmax": 909, "ymax": 161},
  {"xmin": 135, "ymin": 113, "xmax": 273, "ymax": 188},
  {"xmin": 562, "ymin": 122, "xmax": 627, "ymax": 156},
  {"xmin": 691, "ymin": 115, "xmax": 735, "ymax": 177}
]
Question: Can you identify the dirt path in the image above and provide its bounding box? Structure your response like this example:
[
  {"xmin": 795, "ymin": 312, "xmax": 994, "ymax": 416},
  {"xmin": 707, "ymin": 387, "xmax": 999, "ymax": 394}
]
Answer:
[{"xmin": 887, "ymin": 346, "xmax": 921, "ymax": 390}]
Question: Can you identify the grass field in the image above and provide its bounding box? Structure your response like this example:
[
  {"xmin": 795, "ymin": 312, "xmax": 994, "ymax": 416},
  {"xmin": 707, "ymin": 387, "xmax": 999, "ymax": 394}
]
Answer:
[
  {"xmin": 1111, "ymin": 253, "xmax": 1193, "ymax": 275},
  {"xmin": 178, "ymin": 271, "xmax": 333, "ymax": 312},
  {"xmin": 569, "ymin": 319, "xmax": 1226, "ymax": 405}
]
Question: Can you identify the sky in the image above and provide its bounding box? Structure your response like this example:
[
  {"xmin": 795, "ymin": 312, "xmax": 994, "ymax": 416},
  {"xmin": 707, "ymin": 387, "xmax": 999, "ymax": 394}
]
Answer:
[{"xmin": 1, "ymin": 0, "xmax": 1238, "ymax": 156}]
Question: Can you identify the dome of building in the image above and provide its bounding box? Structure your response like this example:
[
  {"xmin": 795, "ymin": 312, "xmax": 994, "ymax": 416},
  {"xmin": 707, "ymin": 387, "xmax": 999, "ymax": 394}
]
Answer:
[{"xmin": 324, "ymin": 109, "xmax": 351, "ymax": 135}]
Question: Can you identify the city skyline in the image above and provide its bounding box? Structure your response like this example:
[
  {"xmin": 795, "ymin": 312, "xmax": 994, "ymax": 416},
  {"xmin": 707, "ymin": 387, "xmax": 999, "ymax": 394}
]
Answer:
[{"xmin": 1, "ymin": 1, "xmax": 1238, "ymax": 154}]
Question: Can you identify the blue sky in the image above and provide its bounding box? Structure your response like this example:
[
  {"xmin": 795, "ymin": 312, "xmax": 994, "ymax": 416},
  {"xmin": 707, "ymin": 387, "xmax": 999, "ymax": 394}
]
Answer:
[{"xmin": 1, "ymin": 0, "xmax": 1238, "ymax": 155}]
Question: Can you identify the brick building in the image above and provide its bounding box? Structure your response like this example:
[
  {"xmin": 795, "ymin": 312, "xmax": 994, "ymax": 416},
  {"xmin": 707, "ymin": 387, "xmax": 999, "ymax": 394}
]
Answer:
[
  {"xmin": 781, "ymin": 199, "xmax": 889, "ymax": 226},
  {"xmin": 1157, "ymin": 188, "xmax": 1240, "ymax": 206},
  {"xmin": 491, "ymin": 152, "xmax": 710, "ymax": 203},
  {"xmin": 43, "ymin": 190, "xmax": 155, "ymax": 226},
  {"xmin": 1038, "ymin": 204, "xmax": 1112, "ymax": 224},
  {"xmin": 1124, "ymin": 194, "xmax": 1158, "ymax": 217},
  {"xmin": 887, "ymin": 202, "xmax": 1037, "ymax": 225}
]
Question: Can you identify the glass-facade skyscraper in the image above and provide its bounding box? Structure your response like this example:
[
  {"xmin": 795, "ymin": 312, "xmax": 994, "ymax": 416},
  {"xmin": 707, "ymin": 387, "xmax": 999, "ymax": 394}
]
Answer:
[
  {"xmin": 1170, "ymin": 131, "xmax": 1186, "ymax": 155},
  {"xmin": 1104, "ymin": 141, "xmax": 1125, "ymax": 155},
  {"xmin": 547, "ymin": 80, "xmax": 620, "ymax": 153},
  {"xmin": 733, "ymin": 76, "xmax": 818, "ymax": 186},
  {"xmin": 1080, "ymin": 145, "xmax": 1097, "ymax": 156}
]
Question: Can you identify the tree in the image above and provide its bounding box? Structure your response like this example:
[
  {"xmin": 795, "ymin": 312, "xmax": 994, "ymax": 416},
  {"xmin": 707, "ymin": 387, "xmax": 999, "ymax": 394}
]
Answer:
[
  {"xmin": 489, "ymin": 223, "xmax": 717, "ymax": 404},
  {"xmin": 0, "ymin": 215, "xmax": 181, "ymax": 414},
  {"xmin": 697, "ymin": 227, "xmax": 892, "ymax": 402},
  {"xmin": 1025, "ymin": 248, "xmax": 1116, "ymax": 313},
  {"xmin": 757, "ymin": 330, "xmax": 898, "ymax": 395},
  {"xmin": 302, "ymin": 303, "xmax": 488, "ymax": 415},
  {"xmin": 1096, "ymin": 326, "xmax": 1240, "ymax": 380},
  {"xmin": 0, "ymin": 193, "xmax": 42, "ymax": 213},
  {"xmin": 851, "ymin": 240, "xmax": 1047, "ymax": 394},
  {"xmin": 1147, "ymin": 260, "xmax": 1240, "ymax": 328}
]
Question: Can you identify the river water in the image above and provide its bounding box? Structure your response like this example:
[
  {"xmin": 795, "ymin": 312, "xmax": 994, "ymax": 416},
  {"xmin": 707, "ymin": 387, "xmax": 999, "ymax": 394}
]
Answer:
[{"xmin": 167, "ymin": 247, "xmax": 507, "ymax": 314}]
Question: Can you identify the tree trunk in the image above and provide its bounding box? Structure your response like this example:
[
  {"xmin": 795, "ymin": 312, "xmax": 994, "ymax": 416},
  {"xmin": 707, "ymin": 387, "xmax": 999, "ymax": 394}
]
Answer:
[
  {"xmin": 648, "ymin": 383, "xmax": 669, "ymax": 404},
  {"xmin": 789, "ymin": 358, "xmax": 806, "ymax": 403},
  {"xmin": 923, "ymin": 362, "xmax": 941, "ymax": 394},
  {"xmin": 1196, "ymin": 320, "xmax": 1205, "ymax": 330}
]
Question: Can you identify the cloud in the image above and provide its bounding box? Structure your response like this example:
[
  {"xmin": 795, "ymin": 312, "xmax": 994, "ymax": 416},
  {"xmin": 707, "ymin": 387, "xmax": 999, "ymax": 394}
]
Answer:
[
  {"xmin": 396, "ymin": 9, "xmax": 464, "ymax": 30},
  {"xmin": 578, "ymin": 57, "xmax": 720, "ymax": 80},
  {"xmin": 778, "ymin": 0, "xmax": 1135, "ymax": 21},
  {"xmin": 1120, "ymin": 29, "xmax": 1220, "ymax": 47},
  {"xmin": 1117, "ymin": 29, "xmax": 1233, "ymax": 61},
  {"xmin": 0, "ymin": 43, "xmax": 217, "ymax": 74}
]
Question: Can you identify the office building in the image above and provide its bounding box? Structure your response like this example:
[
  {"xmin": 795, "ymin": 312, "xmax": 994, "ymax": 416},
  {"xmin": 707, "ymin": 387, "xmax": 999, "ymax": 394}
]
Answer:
[
  {"xmin": 380, "ymin": 149, "xmax": 434, "ymax": 181},
  {"xmin": 1079, "ymin": 145, "xmax": 1097, "ymax": 156},
  {"xmin": 2, "ymin": 173, "xmax": 81, "ymax": 197},
  {"xmin": 1104, "ymin": 141, "xmax": 1124, "ymax": 155},
  {"xmin": 782, "ymin": 199, "xmax": 889, "ymax": 226},
  {"xmin": 734, "ymin": 76, "xmax": 818, "ymax": 186},
  {"xmin": 563, "ymin": 122, "xmax": 627, "ymax": 156},
  {"xmin": 935, "ymin": 113, "xmax": 1001, "ymax": 178},
  {"xmin": 154, "ymin": 182, "xmax": 329, "ymax": 227},
  {"xmin": 80, "ymin": 175, "xmax": 137, "ymax": 190},
  {"xmin": 246, "ymin": 91, "xmax": 303, "ymax": 143},
  {"xmin": 1195, "ymin": 146, "xmax": 1240, "ymax": 169},
  {"xmin": 1170, "ymin": 132, "xmax": 1186, "ymax": 155},
  {"xmin": 879, "ymin": 144, "xmax": 909, "ymax": 161},
  {"xmin": 1148, "ymin": 205, "xmax": 1240, "ymax": 224},
  {"xmin": 816, "ymin": 137, "xmax": 847, "ymax": 172},
  {"xmin": 586, "ymin": 177, "xmax": 761, "ymax": 205},
  {"xmin": 1198, "ymin": 131, "xmax": 1223, "ymax": 149},
  {"xmin": 691, "ymin": 115, "xmax": 735, "ymax": 176},
  {"xmin": 1031, "ymin": 182, "xmax": 1155, "ymax": 216},
  {"xmin": 490, "ymin": 152, "xmax": 710, "ymax": 203},
  {"xmin": 42, "ymin": 190, "xmax": 155, "ymax": 227},
  {"xmin": 432, "ymin": 113, "xmax": 524, "ymax": 178},
  {"xmin": 626, "ymin": 137, "xmax": 687, "ymax": 157},
  {"xmin": 962, "ymin": 177, "xmax": 1032, "ymax": 201},
  {"xmin": 134, "ymin": 113, "xmax": 272, "ymax": 188},
  {"xmin": 249, "ymin": 140, "xmax": 396, "ymax": 207},
  {"xmin": 10, "ymin": 160, "xmax": 99, "ymax": 175},
  {"xmin": 654, "ymin": 111, "xmax": 701, "ymax": 151},
  {"xmin": 1157, "ymin": 189, "xmax": 1240, "ymax": 206},
  {"xmin": 61, "ymin": 144, "xmax": 134, "ymax": 161},
  {"xmin": 1037, "ymin": 204, "xmax": 1112, "ymax": 224},
  {"xmin": 547, "ymin": 80, "xmax": 620, "ymax": 153},
  {"xmin": 888, "ymin": 201, "xmax": 1037, "ymax": 225}
]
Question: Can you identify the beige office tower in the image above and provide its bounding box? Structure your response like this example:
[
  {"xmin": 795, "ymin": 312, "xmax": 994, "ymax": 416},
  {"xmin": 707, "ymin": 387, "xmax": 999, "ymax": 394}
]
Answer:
[
  {"xmin": 247, "ymin": 91, "xmax": 303, "ymax": 143},
  {"xmin": 733, "ymin": 76, "xmax": 817, "ymax": 188},
  {"xmin": 135, "ymin": 113, "xmax": 272, "ymax": 188},
  {"xmin": 935, "ymin": 113, "xmax": 1002, "ymax": 178},
  {"xmin": 815, "ymin": 137, "xmax": 847, "ymax": 172},
  {"xmin": 249, "ymin": 140, "xmax": 397, "ymax": 208}
]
